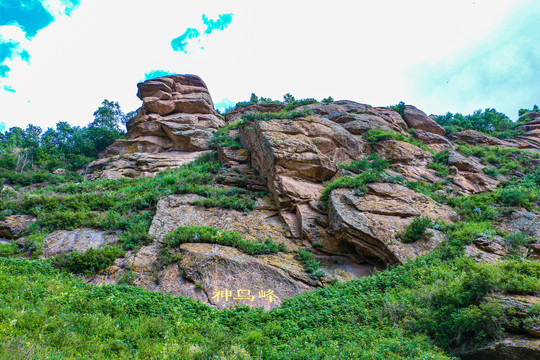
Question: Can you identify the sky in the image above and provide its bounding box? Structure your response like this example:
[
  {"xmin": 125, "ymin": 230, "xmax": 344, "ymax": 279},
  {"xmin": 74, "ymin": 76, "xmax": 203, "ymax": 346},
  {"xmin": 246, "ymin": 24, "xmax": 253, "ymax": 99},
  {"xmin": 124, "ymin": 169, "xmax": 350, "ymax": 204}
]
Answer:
[{"xmin": 0, "ymin": 0, "xmax": 539, "ymax": 132}]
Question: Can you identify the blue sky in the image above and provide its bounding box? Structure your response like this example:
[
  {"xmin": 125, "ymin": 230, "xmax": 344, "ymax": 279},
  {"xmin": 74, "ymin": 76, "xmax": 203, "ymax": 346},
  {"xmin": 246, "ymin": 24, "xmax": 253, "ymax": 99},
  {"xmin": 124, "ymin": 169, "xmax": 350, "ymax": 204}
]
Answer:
[{"xmin": 0, "ymin": 0, "xmax": 539, "ymax": 131}]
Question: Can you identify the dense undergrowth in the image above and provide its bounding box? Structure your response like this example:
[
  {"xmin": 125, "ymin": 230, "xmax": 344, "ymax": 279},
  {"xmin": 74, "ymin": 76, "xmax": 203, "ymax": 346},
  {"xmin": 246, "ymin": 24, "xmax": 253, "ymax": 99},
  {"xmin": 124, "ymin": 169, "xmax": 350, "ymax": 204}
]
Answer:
[
  {"xmin": 1, "ymin": 247, "xmax": 538, "ymax": 359},
  {"xmin": 0, "ymin": 154, "xmax": 265, "ymax": 258}
]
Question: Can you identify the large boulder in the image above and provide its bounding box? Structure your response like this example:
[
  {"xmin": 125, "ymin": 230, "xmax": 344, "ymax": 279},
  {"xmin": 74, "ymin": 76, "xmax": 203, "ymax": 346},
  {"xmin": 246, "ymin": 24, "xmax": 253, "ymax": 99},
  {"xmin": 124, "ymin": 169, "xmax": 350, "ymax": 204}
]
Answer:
[
  {"xmin": 41, "ymin": 229, "xmax": 119, "ymax": 258},
  {"xmin": 239, "ymin": 114, "xmax": 364, "ymax": 210},
  {"xmin": 403, "ymin": 105, "xmax": 445, "ymax": 136},
  {"xmin": 328, "ymin": 184, "xmax": 459, "ymax": 265},
  {"xmin": 86, "ymin": 74, "xmax": 225, "ymax": 179},
  {"xmin": 0, "ymin": 215, "xmax": 36, "ymax": 239}
]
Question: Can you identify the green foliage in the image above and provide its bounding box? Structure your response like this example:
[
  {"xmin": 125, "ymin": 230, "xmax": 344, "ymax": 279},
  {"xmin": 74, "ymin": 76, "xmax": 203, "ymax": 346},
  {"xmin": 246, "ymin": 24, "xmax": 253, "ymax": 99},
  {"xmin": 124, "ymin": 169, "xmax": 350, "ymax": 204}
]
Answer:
[
  {"xmin": 321, "ymin": 96, "xmax": 334, "ymax": 104},
  {"xmin": 1, "ymin": 253, "xmax": 539, "ymax": 358},
  {"xmin": 435, "ymin": 108, "xmax": 520, "ymax": 138},
  {"xmin": 241, "ymin": 109, "xmax": 312, "ymax": 122},
  {"xmin": 457, "ymin": 145, "xmax": 538, "ymax": 177},
  {"xmin": 322, "ymin": 154, "xmax": 389, "ymax": 206},
  {"xmin": 0, "ymin": 100, "xmax": 129, "ymax": 186},
  {"xmin": 2, "ymin": 154, "xmax": 264, "ymax": 251},
  {"xmin": 297, "ymin": 249, "xmax": 325, "ymax": 280},
  {"xmin": 338, "ymin": 154, "xmax": 389, "ymax": 173},
  {"xmin": 320, "ymin": 170, "xmax": 382, "ymax": 205},
  {"xmin": 398, "ymin": 217, "xmax": 433, "ymax": 243},
  {"xmin": 208, "ymin": 119, "xmax": 244, "ymax": 149},
  {"xmin": 427, "ymin": 162, "xmax": 449, "ymax": 178},
  {"xmin": 51, "ymin": 246, "xmax": 125, "ymax": 275},
  {"xmin": 163, "ymin": 225, "xmax": 288, "ymax": 255},
  {"xmin": 282, "ymin": 98, "xmax": 318, "ymax": 111},
  {"xmin": 233, "ymin": 93, "xmax": 281, "ymax": 110},
  {"xmin": 390, "ymin": 101, "xmax": 406, "ymax": 117},
  {"xmin": 362, "ymin": 129, "xmax": 426, "ymax": 149}
]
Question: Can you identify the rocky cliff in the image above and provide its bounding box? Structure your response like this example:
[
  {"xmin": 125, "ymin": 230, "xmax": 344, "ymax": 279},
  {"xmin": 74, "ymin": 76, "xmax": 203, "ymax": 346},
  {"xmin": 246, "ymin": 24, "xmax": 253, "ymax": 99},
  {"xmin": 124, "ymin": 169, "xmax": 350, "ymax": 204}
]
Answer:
[{"xmin": 4, "ymin": 74, "xmax": 540, "ymax": 358}]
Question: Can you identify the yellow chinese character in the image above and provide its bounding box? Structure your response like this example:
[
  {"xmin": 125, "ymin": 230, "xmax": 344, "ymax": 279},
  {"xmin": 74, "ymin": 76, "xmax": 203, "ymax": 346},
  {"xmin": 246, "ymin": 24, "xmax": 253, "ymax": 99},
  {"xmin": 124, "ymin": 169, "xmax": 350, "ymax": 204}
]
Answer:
[
  {"xmin": 233, "ymin": 289, "xmax": 255, "ymax": 302},
  {"xmin": 211, "ymin": 289, "xmax": 232, "ymax": 302},
  {"xmin": 258, "ymin": 289, "xmax": 280, "ymax": 303}
]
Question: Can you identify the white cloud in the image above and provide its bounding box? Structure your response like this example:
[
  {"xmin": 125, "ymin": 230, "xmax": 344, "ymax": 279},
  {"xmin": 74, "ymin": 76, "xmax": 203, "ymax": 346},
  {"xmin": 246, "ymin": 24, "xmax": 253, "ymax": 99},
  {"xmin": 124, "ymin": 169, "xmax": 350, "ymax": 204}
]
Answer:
[{"xmin": 0, "ymin": 0, "xmax": 535, "ymax": 130}]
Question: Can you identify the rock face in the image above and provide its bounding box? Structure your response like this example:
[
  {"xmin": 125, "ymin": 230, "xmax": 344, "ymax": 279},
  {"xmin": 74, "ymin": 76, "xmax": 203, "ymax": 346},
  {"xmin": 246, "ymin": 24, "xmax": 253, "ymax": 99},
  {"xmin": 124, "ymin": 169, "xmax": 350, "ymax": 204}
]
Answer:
[
  {"xmin": 239, "ymin": 114, "xmax": 364, "ymax": 210},
  {"xmin": 402, "ymin": 105, "xmax": 445, "ymax": 136},
  {"xmin": 80, "ymin": 74, "xmax": 540, "ymax": 311},
  {"xmin": 148, "ymin": 194, "xmax": 294, "ymax": 249},
  {"xmin": 41, "ymin": 229, "xmax": 119, "ymax": 258},
  {"xmin": 0, "ymin": 215, "xmax": 36, "ymax": 239},
  {"xmin": 86, "ymin": 75, "xmax": 225, "ymax": 179},
  {"xmin": 85, "ymin": 151, "xmax": 209, "ymax": 180},
  {"xmin": 328, "ymin": 184, "xmax": 458, "ymax": 265}
]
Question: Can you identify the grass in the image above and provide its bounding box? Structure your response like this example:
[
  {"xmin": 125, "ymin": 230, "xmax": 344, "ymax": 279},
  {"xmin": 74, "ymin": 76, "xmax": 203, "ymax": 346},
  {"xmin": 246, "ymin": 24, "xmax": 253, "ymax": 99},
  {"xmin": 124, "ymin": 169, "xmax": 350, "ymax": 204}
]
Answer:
[
  {"xmin": 0, "ymin": 252, "xmax": 538, "ymax": 358},
  {"xmin": 50, "ymin": 246, "xmax": 125, "ymax": 276},
  {"xmin": 163, "ymin": 225, "xmax": 288, "ymax": 256},
  {"xmin": 0, "ymin": 154, "xmax": 265, "ymax": 252},
  {"xmin": 241, "ymin": 109, "xmax": 313, "ymax": 122},
  {"xmin": 362, "ymin": 129, "xmax": 429, "ymax": 151}
]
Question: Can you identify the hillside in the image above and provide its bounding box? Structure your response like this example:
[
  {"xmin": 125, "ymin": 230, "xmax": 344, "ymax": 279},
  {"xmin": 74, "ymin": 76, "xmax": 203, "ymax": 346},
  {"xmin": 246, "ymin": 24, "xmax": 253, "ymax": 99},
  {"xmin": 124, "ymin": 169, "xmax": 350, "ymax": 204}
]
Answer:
[{"xmin": 0, "ymin": 74, "xmax": 539, "ymax": 359}]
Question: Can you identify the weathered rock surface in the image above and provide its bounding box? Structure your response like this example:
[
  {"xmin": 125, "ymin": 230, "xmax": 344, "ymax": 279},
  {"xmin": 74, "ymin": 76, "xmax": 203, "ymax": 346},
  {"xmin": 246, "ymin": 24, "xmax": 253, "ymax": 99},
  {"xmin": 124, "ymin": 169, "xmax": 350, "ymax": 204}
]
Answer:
[
  {"xmin": 329, "ymin": 184, "xmax": 458, "ymax": 265},
  {"xmin": 374, "ymin": 140, "xmax": 433, "ymax": 166},
  {"xmin": 403, "ymin": 105, "xmax": 445, "ymax": 136},
  {"xmin": 454, "ymin": 130, "xmax": 506, "ymax": 146},
  {"xmin": 239, "ymin": 115, "xmax": 363, "ymax": 209},
  {"xmin": 302, "ymin": 101, "xmax": 409, "ymax": 135},
  {"xmin": 0, "ymin": 215, "xmax": 36, "ymax": 239},
  {"xmin": 41, "ymin": 229, "xmax": 119, "ymax": 258},
  {"xmin": 148, "ymin": 194, "xmax": 295, "ymax": 249},
  {"xmin": 457, "ymin": 335, "xmax": 540, "ymax": 360},
  {"xmin": 86, "ymin": 74, "xmax": 224, "ymax": 179},
  {"xmin": 85, "ymin": 151, "xmax": 209, "ymax": 180},
  {"xmin": 412, "ymin": 129, "xmax": 453, "ymax": 151}
]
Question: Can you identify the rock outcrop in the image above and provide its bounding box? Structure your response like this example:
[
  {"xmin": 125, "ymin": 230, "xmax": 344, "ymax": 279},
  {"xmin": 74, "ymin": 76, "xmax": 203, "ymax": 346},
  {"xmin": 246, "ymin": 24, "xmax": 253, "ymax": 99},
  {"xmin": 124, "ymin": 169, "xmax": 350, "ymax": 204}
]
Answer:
[
  {"xmin": 80, "ymin": 74, "xmax": 540, "ymax": 311},
  {"xmin": 328, "ymin": 184, "xmax": 458, "ymax": 265},
  {"xmin": 0, "ymin": 215, "xmax": 36, "ymax": 239},
  {"xmin": 402, "ymin": 105, "xmax": 445, "ymax": 136},
  {"xmin": 40, "ymin": 229, "xmax": 119, "ymax": 258},
  {"xmin": 86, "ymin": 75, "xmax": 225, "ymax": 179}
]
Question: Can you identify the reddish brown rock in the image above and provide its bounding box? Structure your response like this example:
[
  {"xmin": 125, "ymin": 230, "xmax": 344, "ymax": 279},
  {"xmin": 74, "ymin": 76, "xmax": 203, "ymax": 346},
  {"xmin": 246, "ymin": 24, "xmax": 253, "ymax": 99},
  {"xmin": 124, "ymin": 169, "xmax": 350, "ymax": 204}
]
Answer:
[
  {"xmin": 403, "ymin": 105, "xmax": 445, "ymax": 136},
  {"xmin": 328, "ymin": 184, "xmax": 458, "ymax": 265},
  {"xmin": 239, "ymin": 114, "xmax": 363, "ymax": 209},
  {"xmin": 454, "ymin": 130, "xmax": 505, "ymax": 146},
  {"xmin": 412, "ymin": 129, "xmax": 452, "ymax": 149},
  {"xmin": 374, "ymin": 140, "xmax": 433, "ymax": 166}
]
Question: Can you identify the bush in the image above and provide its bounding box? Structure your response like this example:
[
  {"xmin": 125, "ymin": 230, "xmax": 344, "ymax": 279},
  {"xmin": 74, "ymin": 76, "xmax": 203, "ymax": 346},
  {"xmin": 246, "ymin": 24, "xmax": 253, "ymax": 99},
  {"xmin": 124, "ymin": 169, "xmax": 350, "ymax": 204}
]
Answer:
[
  {"xmin": 297, "ymin": 249, "xmax": 325, "ymax": 280},
  {"xmin": 51, "ymin": 246, "xmax": 125, "ymax": 275},
  {"xmin": 398, "ymin": 216, "xmax": 433, "ymax": 243},
  {"xmin": 390, "ymin": 101, "xmax": 406, "ymax": 117},
  {"xmin": 163, "ymin": 225, "xmax": 288, "ymax": 255}
]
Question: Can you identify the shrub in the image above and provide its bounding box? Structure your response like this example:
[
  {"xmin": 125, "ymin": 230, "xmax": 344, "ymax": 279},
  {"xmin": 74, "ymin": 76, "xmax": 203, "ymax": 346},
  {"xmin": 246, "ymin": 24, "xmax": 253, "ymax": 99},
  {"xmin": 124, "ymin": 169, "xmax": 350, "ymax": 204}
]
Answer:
[
  {"xmin": 390, "ymin": 101, "xmax": 406, "ymax": 117},
  {"xmin": 297, "ymin": 249, "xmax": 325, "ymax": 280},
  {"xmin": 51, "ymin": 246, "xmax": 125, "ymax": 275},
  {"xmin": 398, "ymin": 217, "xmax": 433, "ymax": 243},
  {"xmin": 163, "ymin": 225, "xmax": 287, "ymax": 255},
  {"xmin": 241, "ymin": 110, "xmax": 312, "ymax": 122}
]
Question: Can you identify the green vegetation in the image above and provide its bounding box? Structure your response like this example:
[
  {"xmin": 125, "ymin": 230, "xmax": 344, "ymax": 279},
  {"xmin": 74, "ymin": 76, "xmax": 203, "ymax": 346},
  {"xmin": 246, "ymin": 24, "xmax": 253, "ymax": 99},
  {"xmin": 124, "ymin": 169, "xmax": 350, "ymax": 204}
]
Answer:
[
  {"xmin": 321, "ymin": 154, "xmax": 390, "ymax": 205},
  {"xmin": 1, "ymin": 251, "xmax": 538, "ymax": 358},
  {"xmin": 390, "ymin": 101, "xmax": 406, "ymax": 117},
  {"xmin": 0, "ymin": 100, "xmax": 131, "ymax": 186},
  {"xmin": 435, "ymin": 108, "xmax": 521, "ymax": 138},
  {"xmin": 297, "ymin": 248, "xmax": 325, "ymax": 280},
  {"xmin": 427, "ymin": 149, "xmax": 450, "ymax": 177},
  {"xmin": 163, "ymin": 225, "xmax": 288, "ymax": 256},
  {"xmin": 362, "ymin": 129, "xmax": 428, "ymax": 150},
  {"xmin": 233, "ymin": 93, "xmax": 281, "ymax": 110},
  {"xmin": 51, "ymin": 246, "xmax": 125, "ymax": 276},
  {"xmin": 457, "ymin": 144, "xmax": 539, "ymax": 177},
  {"xmin": 398, "ymin": 217, "xmax": 433, "ymax": 243},
  {"xmin": 241, "ymin": 109, "xmax": 312, "ymax": 122},
  {"xmin": 208, "ymin": 119, "xmax": 244, "ymax": 149},
  {"xmin": 1, "ymin": 154, "xmax": 264, "ymax": 252}
]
